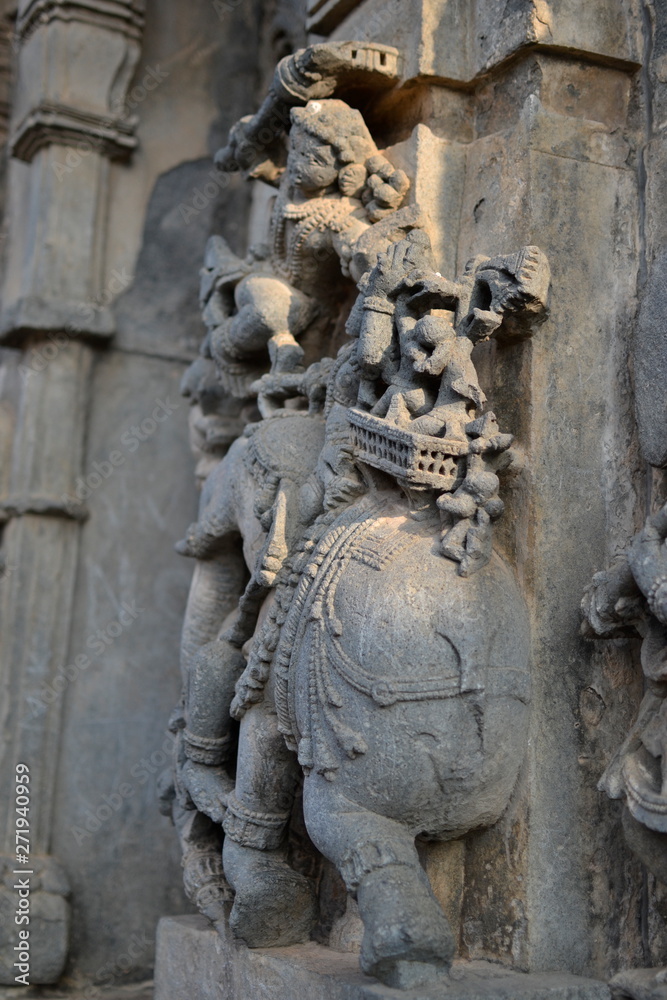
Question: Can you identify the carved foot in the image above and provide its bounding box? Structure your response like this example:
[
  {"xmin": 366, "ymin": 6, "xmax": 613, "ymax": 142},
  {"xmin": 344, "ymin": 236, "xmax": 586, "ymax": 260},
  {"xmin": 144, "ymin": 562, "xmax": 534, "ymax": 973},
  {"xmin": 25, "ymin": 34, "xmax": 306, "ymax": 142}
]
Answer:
[
  {"xmin": 222, "ymin": 838, "xmax": 317, "ymax": 947},
  {"xmin": 356, "ymin": 864, "xmax": 454, "ymax": 989},
  {"xmin": 182, "ymin": 845, "xmax": 232, "ymax": 927},
  {"xmin": 268, "ymin": 331, "xmax": 305, "ymax": 373},
  {"xmin": 610, "ymin": 968, "xmax": 667, "ymax": 1000},
  {"xmin": 181, "ymin": 761, "xmax": 234, "ymax": 825}
]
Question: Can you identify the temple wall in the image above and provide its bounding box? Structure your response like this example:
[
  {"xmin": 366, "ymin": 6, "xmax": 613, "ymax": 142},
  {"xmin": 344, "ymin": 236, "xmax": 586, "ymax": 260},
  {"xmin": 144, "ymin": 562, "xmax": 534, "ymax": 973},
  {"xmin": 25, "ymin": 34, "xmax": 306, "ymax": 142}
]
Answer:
[{"xmin": 0, "ymin": 0, "xmax": 666, "ymax": 994}]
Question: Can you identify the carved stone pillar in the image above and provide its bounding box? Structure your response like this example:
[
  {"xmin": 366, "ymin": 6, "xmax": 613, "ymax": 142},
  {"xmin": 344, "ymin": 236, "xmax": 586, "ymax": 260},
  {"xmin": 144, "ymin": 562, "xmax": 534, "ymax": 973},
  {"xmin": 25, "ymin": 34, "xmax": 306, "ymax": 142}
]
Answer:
[
  {"xmin": 2, "ymin": 0, "xmax": 143, "ymax": 338},
  {"xmin": 0, "ymin": 0, "xmax": 144, "ymax": 984}
]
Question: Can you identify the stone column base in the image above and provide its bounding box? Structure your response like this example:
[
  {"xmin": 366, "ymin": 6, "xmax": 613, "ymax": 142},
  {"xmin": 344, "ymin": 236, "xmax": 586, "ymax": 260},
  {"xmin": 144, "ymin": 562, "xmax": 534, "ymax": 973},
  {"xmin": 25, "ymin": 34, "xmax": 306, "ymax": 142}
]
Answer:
[{"xmin": 154, "ymin": 915, "xmax": 611, "ymax": 1000}]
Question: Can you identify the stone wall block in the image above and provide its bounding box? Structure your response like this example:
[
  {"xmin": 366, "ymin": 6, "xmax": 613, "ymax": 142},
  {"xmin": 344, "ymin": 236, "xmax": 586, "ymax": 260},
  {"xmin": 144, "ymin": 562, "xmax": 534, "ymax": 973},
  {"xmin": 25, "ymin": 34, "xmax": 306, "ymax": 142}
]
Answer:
[
  {"xmin": 154, "ymin": 916, "xmax": 614, "ymax": 1000},
  {"xmin": 50, "ymin": 349, "xmax": 196, "ymax": 980},
  {"xmin": 0, "ymin": 514, "xmax": 83, "ymax": 851},
  {"xmin": 11, "ymin": 16, "xmax": 141, "ymax": 135},
  {"xmin": 4, "ymin": 338, "xmax": 91, "ymax": 501},
  {"xmin": 0, "ymin": 343, "xmax": 92, "ymax": 988},
  {"xmin": 1, "ymin": 150, "xmax": 114, "ymax": 340},
  {"xmin": 330, "ymin": 0, "xmax": 641, "ymax": 83},
  {"xmin": 387, "ymin": 122, "xmax": 467, "ymax": 277},
  {"xmin": 449, "ymin": 69, "xmax": 641, "ymax": 975},
  {"xmin": 627, "ymin": 1, "xmax": 667, "ymax": 468}
]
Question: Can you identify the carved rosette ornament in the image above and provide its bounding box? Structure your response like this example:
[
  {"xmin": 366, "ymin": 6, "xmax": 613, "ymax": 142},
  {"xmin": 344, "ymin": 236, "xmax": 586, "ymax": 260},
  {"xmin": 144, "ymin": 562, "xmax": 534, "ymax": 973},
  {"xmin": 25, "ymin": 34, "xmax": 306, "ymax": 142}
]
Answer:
[{"xmin": 163, "ymin": 41, "xmax": 550, "ymax": 991}]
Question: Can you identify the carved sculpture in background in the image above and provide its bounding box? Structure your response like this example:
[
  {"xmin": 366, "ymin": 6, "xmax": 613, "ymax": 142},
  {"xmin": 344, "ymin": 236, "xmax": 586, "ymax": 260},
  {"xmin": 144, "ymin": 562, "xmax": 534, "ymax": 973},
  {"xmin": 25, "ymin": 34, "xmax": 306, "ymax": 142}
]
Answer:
[
  {"xmin": 160, "ymin": 41, "xmax": 551, "ymax": 991},
  {"xmin": 583, "ymin": 512, "xmax": 667, "ymax": 1000}
]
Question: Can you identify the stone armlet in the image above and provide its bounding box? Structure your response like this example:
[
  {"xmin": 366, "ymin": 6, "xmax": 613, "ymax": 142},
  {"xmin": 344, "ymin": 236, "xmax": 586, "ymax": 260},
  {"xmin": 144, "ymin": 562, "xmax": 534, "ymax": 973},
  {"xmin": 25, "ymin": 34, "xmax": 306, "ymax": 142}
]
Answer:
[
  {"xmin": 183, "ymin": 729, "xmax": 232, "ymax": 766},
  {"xmin": 362, "ymin": 296, "xmax": 395, "ymax": 315},
  {"xmin": 223, "ymin": 793, "xmax": 291, "ymax": 850},
  {"xmin": 647, "ymin": 575, "xmax": 667, "ymax": 621}
]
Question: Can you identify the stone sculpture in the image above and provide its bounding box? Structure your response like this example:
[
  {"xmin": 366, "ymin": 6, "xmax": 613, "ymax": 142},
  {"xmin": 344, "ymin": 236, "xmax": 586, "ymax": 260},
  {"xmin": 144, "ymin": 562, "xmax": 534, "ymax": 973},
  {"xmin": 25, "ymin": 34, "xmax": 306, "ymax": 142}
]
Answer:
[
  {"xmin": 203, "ymin": 41, "xmax": 418, "ymax": 400},
  {"xmin": 583, "ymin": 508, "xmax": 667, "ymax": 1000},
  {"xmin": 162, "ymin": 40, "xmax": 551, "ymax": 991}
]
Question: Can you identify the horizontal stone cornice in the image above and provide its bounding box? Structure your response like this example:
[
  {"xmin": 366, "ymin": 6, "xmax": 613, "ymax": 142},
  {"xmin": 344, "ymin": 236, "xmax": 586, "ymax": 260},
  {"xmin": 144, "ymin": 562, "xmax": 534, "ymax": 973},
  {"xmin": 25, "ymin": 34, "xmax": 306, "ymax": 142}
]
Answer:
[
  {"xmin": 326, "ymin": 0, "xmax": 642, "ymax": 84},
  {"xmin": 0, "ymin": 493, "xmax": 89, "ymax": 522},
  {"xmin": 17, "ymin": 0, "xmax": 144, "ymax": 42},
  {"xmin": 0, "ymin": 296, "xmax": 115, "ymax": 344},
  {"xmin": 10, "ymin": 100, "xmax": 137, "ymax": 160}
]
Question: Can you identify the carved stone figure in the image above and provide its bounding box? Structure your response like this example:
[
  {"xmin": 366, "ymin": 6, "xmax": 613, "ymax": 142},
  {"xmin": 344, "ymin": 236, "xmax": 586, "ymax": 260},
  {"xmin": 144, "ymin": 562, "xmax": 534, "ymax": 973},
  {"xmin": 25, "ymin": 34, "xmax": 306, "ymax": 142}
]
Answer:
[
  {"xmin": 161, "ymin": 39, "xmax": 421, "ymax": 940},
  {"xmin": 583, "ymin": 508, "xmax": 667, "ymax": 1000},
  {"xmin": 163, "ymin": 40, "xmax": 550, "ymax": 993},
  {"xmin": 204, "ymin": 42, "xmax": 418, "ymax": 399}
]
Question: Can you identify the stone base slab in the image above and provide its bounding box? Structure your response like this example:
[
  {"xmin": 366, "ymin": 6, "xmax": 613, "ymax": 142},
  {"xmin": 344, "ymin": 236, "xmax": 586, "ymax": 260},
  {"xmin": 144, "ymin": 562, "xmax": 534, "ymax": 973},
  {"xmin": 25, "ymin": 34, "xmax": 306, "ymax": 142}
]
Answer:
[{"xmin": 155, "ymin": 915, "xmax": 612, "ymax": 1000}]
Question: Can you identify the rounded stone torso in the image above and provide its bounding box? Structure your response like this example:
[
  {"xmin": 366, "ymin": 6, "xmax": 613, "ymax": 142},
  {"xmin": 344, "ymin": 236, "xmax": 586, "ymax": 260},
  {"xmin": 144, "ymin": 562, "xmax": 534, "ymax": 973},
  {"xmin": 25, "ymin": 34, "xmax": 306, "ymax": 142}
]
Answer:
[
  {"xmin": 270, "ymin": 192, "xmax": 367, "ymax": 297},
  {"xmin": 281, "ymin": 493, "xmax": 530, "ymax": 840}
]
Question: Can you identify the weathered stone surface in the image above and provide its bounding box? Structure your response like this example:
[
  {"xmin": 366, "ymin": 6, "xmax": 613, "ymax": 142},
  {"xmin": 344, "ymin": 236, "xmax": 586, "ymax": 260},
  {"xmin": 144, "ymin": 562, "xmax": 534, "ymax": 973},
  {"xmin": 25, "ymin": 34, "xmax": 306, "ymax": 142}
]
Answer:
[
  {"xmin": 155, "ymin": 915, "xmax": 612, "ymax": 1000},
  {"xmin": 0, "ymin": 0, "xmax": 144, "ymax": 342},
  {"xmin": 610, "ymin": 968, "xmax": 667, "ymax": 1000},
  {"xmin": 49, "ymin": 349, "xmax": 197, "ymax": 981},
  {"xmin": 0, "ymin": 983, "xmax": 153, "ymax": 1000},
  {"xmin": 162, "ymin": 46, "xmax": 555, "ymax": 985},
  {"xmin": 0, "ymin": 0, "xmax": 273, "ymax": 988},
  {"xmin": 328, "ymin": 0, "xmax": 642, "ymax": 82},
  {"xmin": 0, "ymin": 0, "xmax": 663, "ymax": 993},
  {"xmin": 0, "ymin": 857, "xmax": 70, "ymax": 986},
  {"xmin": 632, "ymin": 0, "xmax": 667, "ymax": 468}
]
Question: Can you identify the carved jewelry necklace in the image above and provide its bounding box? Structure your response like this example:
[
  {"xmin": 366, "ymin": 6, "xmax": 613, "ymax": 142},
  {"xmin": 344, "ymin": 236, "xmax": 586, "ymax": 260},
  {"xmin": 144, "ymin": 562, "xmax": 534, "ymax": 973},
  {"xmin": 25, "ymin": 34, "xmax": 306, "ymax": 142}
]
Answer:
[{"xmin": 272, "ymin": 191, "xmax": 357, "ymax": 283}]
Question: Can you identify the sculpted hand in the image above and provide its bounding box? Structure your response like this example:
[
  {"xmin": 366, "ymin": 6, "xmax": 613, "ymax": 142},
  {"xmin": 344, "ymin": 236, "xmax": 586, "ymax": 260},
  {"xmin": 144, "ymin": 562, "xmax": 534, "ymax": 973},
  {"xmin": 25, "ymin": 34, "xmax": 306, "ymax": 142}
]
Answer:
[
  {"xmin": 629, "ymin": 504, "xmax": 667, "ymax": 625},
  {"xmin": 581, "ymin": 555, "xmax": 645, "ymax": 638}
]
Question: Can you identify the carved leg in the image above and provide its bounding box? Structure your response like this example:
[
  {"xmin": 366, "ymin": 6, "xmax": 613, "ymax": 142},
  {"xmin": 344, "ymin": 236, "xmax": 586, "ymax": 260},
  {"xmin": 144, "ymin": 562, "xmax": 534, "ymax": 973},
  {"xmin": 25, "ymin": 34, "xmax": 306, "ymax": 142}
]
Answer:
[
  {"xmin": 180, "ymin": 639, "xmax": 245, "ymax": 824},
  {"xmin": 267, "ymin": 330, "xmax": 305, "ymax": 374},
  {"xmin": 303, "ymin": 775, "xmax": 455, "ymax": 990},
  {"xmin": 440, "ymin": 517, "xmax": 470, "ymax": 564},
  {"xmin": 174, "ymin": 804, "xmax": 232, "ymax": 929},
  {"xmin": 220, "ymin": 274, "xmax": 315, "ymax": 370},
  {"xmin": 222, "ymin": 701, "xmax": 317, "ymax": 947},
  {"xmin": 608, "ymin": 809, "xmax": 667, "ymax": 999}
]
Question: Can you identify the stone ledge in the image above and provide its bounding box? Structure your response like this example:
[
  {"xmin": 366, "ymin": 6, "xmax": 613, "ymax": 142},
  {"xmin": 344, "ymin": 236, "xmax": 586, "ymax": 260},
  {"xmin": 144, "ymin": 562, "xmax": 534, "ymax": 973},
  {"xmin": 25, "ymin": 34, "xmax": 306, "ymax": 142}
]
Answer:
[
  {"xmin": 154, "ymin": 915, "xmax": 612, "ymax": 1000},
  {"xmin": 327, "ymin": 0, "xmax": 642, "ymax": 83},
  {"xmin": 0, "ymin": 983, "xmax": 152, "ymax": 1000},
  {"xmin": 0, "ymin": 297, "xmax": 115, "ymax": 345}
]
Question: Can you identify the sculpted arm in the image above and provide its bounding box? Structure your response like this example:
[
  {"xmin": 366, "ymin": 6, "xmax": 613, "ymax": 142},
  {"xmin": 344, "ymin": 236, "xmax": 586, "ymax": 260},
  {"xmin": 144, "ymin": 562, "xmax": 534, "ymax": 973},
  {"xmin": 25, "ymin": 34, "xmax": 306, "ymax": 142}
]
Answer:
[{"xmin": 176, "ymin": 438, "xmax": 246, "ymax": 561}]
